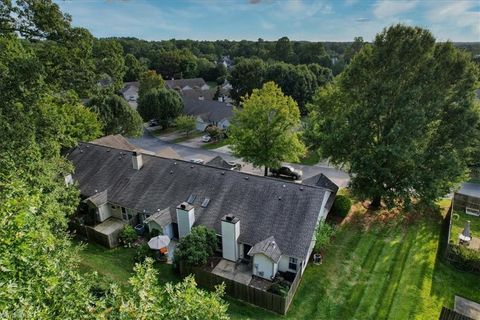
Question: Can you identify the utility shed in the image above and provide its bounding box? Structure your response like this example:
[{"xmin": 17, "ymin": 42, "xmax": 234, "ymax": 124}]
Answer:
[
  {"xmin": 86, "ymin": 218, "xmax": 126, "ymax": 248},
  {"xmin": 453, "ymin": 183, "xmax": 480, "ymax": 216}
]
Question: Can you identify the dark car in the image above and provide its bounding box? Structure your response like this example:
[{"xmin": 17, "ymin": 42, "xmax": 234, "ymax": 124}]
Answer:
[
  {"xmin": 148, "ymin": 119, "xmax": 159, "ymax": 127},
  {"xmin": 270, "ymin": 166, "xmax": 303, "ymax": 180}
]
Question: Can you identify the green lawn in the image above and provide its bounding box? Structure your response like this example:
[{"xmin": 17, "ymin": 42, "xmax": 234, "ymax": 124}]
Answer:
[
  {"xmin": 171, "ymin": 130, "xmax": 203, "ymax": 143},
  {"xmin": 295, "ymin": 150, "xmax": 321, "ymax": 165},
  {"xmin": 450, "ymin": 210, "xmax": 480, "ymax": 242},
  {"xmin": 201, "ymin": 139, "xmax": 230, "ymax": 150},
  {"xmin": 75, "ymin": 241, "xmax": 179, "ymax": 290},
  {"xmin": 75, "ymin": 205, "xmax": 480, "ymax": 320},
  {"xmin": 228, "ymin": 206, "xmax": 480, "ymax": 319}
]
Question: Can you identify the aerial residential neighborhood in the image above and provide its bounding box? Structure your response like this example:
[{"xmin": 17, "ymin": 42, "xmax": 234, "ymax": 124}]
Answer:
[{"xmin": 1, "ymin": 1, "xmax": 480, "ymax": 319}]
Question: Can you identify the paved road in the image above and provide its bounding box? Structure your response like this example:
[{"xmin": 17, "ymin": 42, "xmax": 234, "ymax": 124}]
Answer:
[{"xmin": 128, "ymin": 130, "xmax": 350, "ymax": 187}]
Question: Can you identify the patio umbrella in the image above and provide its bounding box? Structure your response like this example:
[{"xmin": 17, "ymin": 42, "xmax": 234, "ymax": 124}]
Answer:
[
  {"xmin": 148, "ymin": 235, "xmax": 170, "ymax": 250},
  {"xmin": 459, "ymin": 220, "xmax": 471, "ymax": 242}
]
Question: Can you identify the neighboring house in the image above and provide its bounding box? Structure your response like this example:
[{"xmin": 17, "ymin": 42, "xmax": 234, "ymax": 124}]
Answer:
[
  {"xmin": 205, "ymin": 156, "xmax": 241, "ymax": 171},
  {"xmin": 453, "ymin": 183, "xmax": 480, "ymax": 216},
  {"xmin": 166, "ymin": 78, "xmax": 210, "ymax": 91},
  {"xmin": 120, "ymin": 81, "xmax": 139, "ymax": 109},
  {"xmin": 182, "ymin": 97, "xmax": 233, "ymax": 131},
  {"xmin": 91, "ymin": 134, "xmax": 155, "ymax": 156},
  {"xmin": 67, "ymin": 143, "xmax": 337, "ymax": 280}
]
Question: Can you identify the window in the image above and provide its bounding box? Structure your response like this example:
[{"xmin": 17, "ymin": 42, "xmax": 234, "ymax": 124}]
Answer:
[
  {"xmin": 121, "ymin": 207, "xmax": 132, "ymax": 221},
  {"xmin": 466, "ymin": 207, "xmax": 480, "ymax": 217},
  {"xmin": 289, "ymin": 257, "xmax": 297, "ymax": 271}
]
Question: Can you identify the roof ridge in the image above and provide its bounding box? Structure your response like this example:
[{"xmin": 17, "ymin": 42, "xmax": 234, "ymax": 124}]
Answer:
[{"xmin": 76, "ymin": 142, "xmax": 327, "ymax": 191}]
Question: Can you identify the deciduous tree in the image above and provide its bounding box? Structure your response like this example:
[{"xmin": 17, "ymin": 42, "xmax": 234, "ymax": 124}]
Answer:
[
  {"xmin": 87, "ymin": 94, "xmax": 143, "ymax": 137},
  {"xmin": 229, "ymin": 82, "xmax": 305, "ymax": 176},
  {"xmin": 175, "ymin": 114, "xmax": 196, "ymax": 137},
  {"xmin": 137, "ymin": 88, "xmax": 182, "ymax": 128},
  {"xmin": 308, "ymin": 25, "xmax": 480, "ymax": 208}
]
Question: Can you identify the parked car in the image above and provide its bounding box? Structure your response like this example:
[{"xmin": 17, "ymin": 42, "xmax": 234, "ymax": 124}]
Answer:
[
  {"xmin": 148, "ymin": 119, "xmax": 159, "ymax": 127},
  {"xmin": 270, "ymin": 166, "xmax": 303, "ymax": 180},
  {"xmin": 202, "ymin": 135, "xmax": 212, "ymax": 143},
  {"xmin": 189, "ymin": 158, "xmax": 205, "ymax": 164}
]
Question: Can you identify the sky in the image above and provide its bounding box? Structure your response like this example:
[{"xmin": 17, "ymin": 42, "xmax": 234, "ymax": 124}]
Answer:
[{"xmin": 55, "ymin": 0, "xmax": 480, "ymax": 42}]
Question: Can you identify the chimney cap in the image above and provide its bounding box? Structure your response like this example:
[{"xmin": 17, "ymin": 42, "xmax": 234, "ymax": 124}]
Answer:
[
  {"xmin": 177, "ymin": 202, "xmax": 194, "ymax": 211},
  {"xmin": 222, "ymin": 214, "xmax": 239, "ymax": 223}
]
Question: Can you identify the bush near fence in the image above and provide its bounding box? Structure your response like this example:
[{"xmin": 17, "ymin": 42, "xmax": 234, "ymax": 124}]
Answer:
[{"xmin": 179, "ymin": 262, "xmax": 302, "ymax": 315}]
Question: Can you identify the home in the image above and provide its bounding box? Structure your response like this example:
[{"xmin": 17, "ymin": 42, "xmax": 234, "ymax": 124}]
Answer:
[
  {"xmin": 67, "ymin": 143, "xmax": 337, "ymax": 280},
  {"xmin": 120, "ymin": 81, "xmax": 139, "ymax": 109},
  {"xmin": 165, "ymin": 78, "xmax": 210, "ymax": 91},
  {"xmin": 182, "ymin": 97, "xmax": 233, "ymax": 131},
  {"xmin": 453, "ymin": 183, "xmax": 480, "ymax": 216}
]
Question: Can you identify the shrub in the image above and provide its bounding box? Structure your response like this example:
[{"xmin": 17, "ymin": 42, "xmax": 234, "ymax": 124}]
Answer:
[
  {"xmin": 135, "ymin": 243, "xmax": 155, "ymax": 263},
  {"xmin": 314, "ymin": 221, "xmax": 336, "ymax": 252},
  {"xmin": 149, "ymin": 228, "xmax": 161, "ymax": 239},
  {"xmin": 268, "ymin": 280, "xmax": 290, "ymax": 296},
  {"xmin": 447, "ymin": 244, "xmax": 480, "ymax": 273},
  {"xmin": 119, "ymin": 224, "xmax": 138, "ymax": 245},
  {"xmin": 331, "ymin": 195, "xmax": 352, "ymax": 218},
  {"xmin": 174, "ymin": 226, "xmax": 217, "ymax": 266}
]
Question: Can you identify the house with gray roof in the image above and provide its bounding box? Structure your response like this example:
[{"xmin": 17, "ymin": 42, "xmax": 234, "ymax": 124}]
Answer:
[
  {"xmin": 67, "ymin": 143, "xmax": 337, "ymax": 281},
  {"xmin": 182, "ymin": 97, "xmax": 234, "ymax": 131},
  {"xmin": 166, "ymin": 78, "xmax": 209, "ymax": 91}
]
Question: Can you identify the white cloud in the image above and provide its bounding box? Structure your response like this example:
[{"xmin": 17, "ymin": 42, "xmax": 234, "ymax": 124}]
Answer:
[
  {"xmin": 426, "ymin": 0, "xmax": 480, "ymax": 37},
  {"xmin": 373, "ymin": 0, "xmax": 418, "ymax": 19}
]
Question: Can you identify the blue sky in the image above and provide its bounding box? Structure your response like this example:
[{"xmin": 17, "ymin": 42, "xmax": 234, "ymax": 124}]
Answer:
[{"xmin": 56, "ymin": 0, "xmax": 480, "ymax": 42}]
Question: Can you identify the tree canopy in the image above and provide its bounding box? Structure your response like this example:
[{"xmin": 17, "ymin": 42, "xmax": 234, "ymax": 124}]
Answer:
[
  {"xmin": 308, "ymin": 25, "xmax": 480, "ymax": 208},
  {"xmin": 137, "ymin": 88, "xmax": 183, "ymax": 128},
  {"xmin": 138, "ymin": 70, "xmax": 165, "ymax": 97},
  {"xmin": 87, "ymin": 94, "xmax": 143, "ymax": 137},
  {"xmin": 229, "ymin": 82, "xmax": 305, "ymax": 175}
]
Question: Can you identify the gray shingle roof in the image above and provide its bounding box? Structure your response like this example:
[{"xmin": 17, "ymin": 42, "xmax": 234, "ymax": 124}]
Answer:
[
  {"xmin": 85, "ymin": 190, "xmax": 108, "ymax": 207},
  {"xmin": 166, "ymin": 78, "xmax": 207, "ymax": 90},
  {"xmin": 68, "ymin": 143, "xmax": 332, "ymax": 260},
  {"xmin": 205, "ymin": 156, "xmax": 236, "ymax": 170},
  {"xmin": 457, "ymin": 183, "xmax": 480, "ymax": 199},
  {"xmin": 144, "ymin": 208, "xmax": 172, "ymax": 228},
  {"xmin": 182, "ymin": 97, "xmax": 233, "ymax": 123},
  {"xmin": 248, "ymin": 236, "xmax": 282, "ymax": 263},
  {"xmin": 303, "ymin": 173, "xmax": 339, "ymax": 193}
]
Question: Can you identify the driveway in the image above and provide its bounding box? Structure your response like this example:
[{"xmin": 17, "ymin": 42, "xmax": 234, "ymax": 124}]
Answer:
[{"xmin": 128, "ymin": 130, "xmax": 350, "ymax": 187}]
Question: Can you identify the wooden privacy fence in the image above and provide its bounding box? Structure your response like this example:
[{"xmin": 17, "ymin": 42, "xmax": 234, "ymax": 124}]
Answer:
[{"xmin": 179, "ymin": 262, "xmax": 302, "ymax": 315}]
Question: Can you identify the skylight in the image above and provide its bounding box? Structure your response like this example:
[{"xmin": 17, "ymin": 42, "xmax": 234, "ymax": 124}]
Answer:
[
  {"xmin": 187, "ymin": 194, "xmax": 196, "ymax": 204},
  {"xmin": 201, "ymin": 198, "xmax": 210, "ymax": 208}
]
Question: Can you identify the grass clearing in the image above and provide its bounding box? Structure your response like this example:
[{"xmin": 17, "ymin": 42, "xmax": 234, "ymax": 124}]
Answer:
[
  {"xmin": 201, "ymin": 139, "xmax": 230, "ymax": 150},
  {"xmin": 228, "ymin": 204, "xmax": 480, "ymax": 319},
  {"xmin": 74, "ymin": 202, "xmax": 480, "ymax": 319},
  {"xmin": 171, "ymin": 130, "xmax": 203, "ymax": 143},
  {"xmin": 295, "ymin": 150, "xmax": 321, "ymax": 165}
]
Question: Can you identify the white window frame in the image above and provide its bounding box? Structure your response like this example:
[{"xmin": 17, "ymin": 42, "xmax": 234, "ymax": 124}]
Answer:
[
  {"xmin": 121, "ymin": 207, "xmax": 132, "ymax": 221},
  {"xmin": 466, "ymin": 207, "xmax": 480, "ymax": 217}
]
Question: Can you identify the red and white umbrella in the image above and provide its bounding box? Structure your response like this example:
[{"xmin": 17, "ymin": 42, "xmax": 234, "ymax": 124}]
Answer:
[{"xmin": 148, "ymin": 235, "xmax": 170, "ymax": 250}]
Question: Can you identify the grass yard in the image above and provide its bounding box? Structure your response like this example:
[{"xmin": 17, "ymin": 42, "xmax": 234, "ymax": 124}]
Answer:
[
  {"xmin": 450, "ymin": 210, "xmax": 480, "ymax": 242},
  {"xmin": 228, "ymin": 204, "xmax": 480, "ymax": 319},
  {"xmin": 201, "ymin": 139, "xmax": 230, "ymax": 150},
  {"xmin": 296, "ymin": 149, "xmax": 321, "ymax": 165},
  {"xmin": 171, "ymin": 130, "xmax": 204, "ymax": 143},
  {"xmin": 75, "ymin": 240, "xmax": 179, "ymax": 290},
  {"xmin": 74, "ymin": 202, "xmax": 480, "ymax": 320}
]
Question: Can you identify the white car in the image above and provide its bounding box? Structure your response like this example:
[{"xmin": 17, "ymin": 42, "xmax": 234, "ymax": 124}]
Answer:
[
  {"xmin": 189, "ymin": 159, "xmax": 205, "ymax": 164},
  {"xmin": 202, "ymin": 135, "xmax": 212, "ymax": 143}
]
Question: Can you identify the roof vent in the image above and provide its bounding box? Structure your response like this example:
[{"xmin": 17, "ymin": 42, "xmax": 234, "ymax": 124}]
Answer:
[
  {"xmin": 283, "ymin": 184, "xmax": 286, "ymax": 188},
  {"xmin": 244, "ymin": 176, "xmax": 249, "ymax": 180},
  {"xmin": 107, "ymin": 149, "xmax": 110, "ymax": 152},
  {"xmin": 86, "ymin": 145, "xmax": 90, "ymax": 148},
  {"xmin": 170, "ymin": 170, "xmax": 173, "ymax": 174},
  {"xmin": 221, "ymin": 171, "xmax": 225, "ymax": 175},
  {"xmin": 190, "ymin": 165, "xmax": 194, "ymax": 168},
  {"xmin": 278, "ymin": 196, "xmax": 282, "ymax": 200},
  {"xmin": 174, "ymin": 162, "xmax": 177, "ymax": 165},
  {"xmin": 80, "ymin": 149, "xmax": 83, "ymax": 153},
  {"xmin": 300, "ymin": 187, "xmax": 304, "ymax": 191}
]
